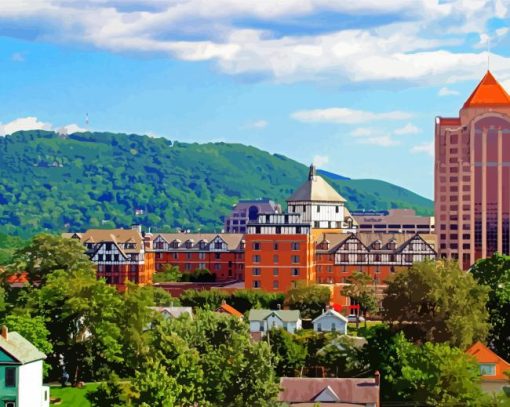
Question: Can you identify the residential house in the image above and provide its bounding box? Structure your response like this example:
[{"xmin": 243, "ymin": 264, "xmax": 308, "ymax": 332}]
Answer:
[
  {"xmin": 466, "ymin": 342, "xmax": 510, "ymax": 394},
  {"xmin": 216, "ymin": 301, "xmax": 243, "ymax": 319},
  {"xmin": 0, "ymin": 326, "xmax": 49, "ymax": 407},
  {"xmin": 148, "ymin": 306, "xmax": 193, "ymax": 319},
  {"xmin": 248, "ymin": 309, "xmax": 301, "ymax": 335},
  {"xmin": 312, "ymin": 308, "xmax": 348, "ymax": 334},
  {"xmin": 278, "ymin": 375, "xmax": 380, "ymax": 407}
]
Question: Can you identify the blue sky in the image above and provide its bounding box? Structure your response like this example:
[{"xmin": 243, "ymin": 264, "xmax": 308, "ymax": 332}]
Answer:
[{"xmin": 1, "ymin": 1, "xmax": 510, "ymax": 199}]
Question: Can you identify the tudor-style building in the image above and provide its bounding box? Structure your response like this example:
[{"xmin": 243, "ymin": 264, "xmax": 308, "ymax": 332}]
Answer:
[
  {"xmin": 151, "ymin": 233, "xmax": 245, "ymax": 281},
  {"xmin": 315, "ymin": 232, "xmax": 437, "ymax": 285},
  {"xmin": 64, "ymin": 226, "xmax": 155, "ymax": 291}
]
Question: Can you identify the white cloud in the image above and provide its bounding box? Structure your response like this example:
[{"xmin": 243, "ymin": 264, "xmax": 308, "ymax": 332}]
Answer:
[
  {"xmin": 438, "ymin": 87, "xmax": 460, "ymax": 96},
  {"xmin": 358, "ymin": 135, "xmax": 399, "ymax": 147},
  {"xmin": 0, "ymin": 117, "xmax": 85, "ymax": 136},
  {"xmin": 394, "ymin": 123, "xmax": 421, "ymax": 135},
  {"xmin": 58, "ymin": 124, "xmax": 87, "ymax": 134},
  {"xmin": 291, "ymin": 108, "xmax": 412, "ymax": 124},
  {"xmin": 0, "ymin": 117, "xmax": 52, "ymax": 136},
  {"xmin": 350, "ymin": 127, "xmax": 374, "ymax": 137},
  {"xmin": 411, "ymin": 141, "xmax": 434, "ymax": 156},
  {"xmin": 312, "ymin": 154, "xmax": 329, "ymax": 167},
  {"xmin": 0, "ymin": 1, "xmax": 507, "ymax": 85},
  {"xmin": 245, "ymin": 119, "xmax": 268, "ymax": 129}
]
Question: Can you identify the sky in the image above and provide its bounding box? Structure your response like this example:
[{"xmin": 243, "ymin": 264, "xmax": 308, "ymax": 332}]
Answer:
[{"xmin": 1, "ymin": 1, "xmax": 510, "ymax": 199}]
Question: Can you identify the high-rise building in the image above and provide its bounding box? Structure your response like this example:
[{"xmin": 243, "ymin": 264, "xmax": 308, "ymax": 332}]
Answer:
[{"xmin": 435, "ymin": 71, "xmax": 510, "ymax": 269}]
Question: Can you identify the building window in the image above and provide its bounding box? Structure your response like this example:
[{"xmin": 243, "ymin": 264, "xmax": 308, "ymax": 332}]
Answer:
[
  {"xmin": 273, "ymin": 268, "xmax": 279, "ymax": 276},
  {"xmin": 273, "ymin": 280, "xmax": 279, "ymax": 289},
  {"xmin": 273, "ymin": 243, "xmax": 279, "ymax": 250},
  {"xmin": 291, "ymin": 242, "xmax": 300, "ymax": 250},
  {"xmin": 317, "ymin": 205, "xmax": 320, "ymax": 212},
  {"xmin": 291, "ymin": 255, "xmax": 300, "ymax": 264},
  {"xmin": 252, "ymin": 281, "xmax": 260, "ymax": 288},
  {"xmin": 335, "ymin": 206, "xmax": 339, "ymax": 213},
  {"xmin": 317, "ymin": 323, "xmax": 322, "ymax": 332},
  {"xmin": 5, "ymin": 367, "xmax": 15, "ymax": 387},
  {"xmin": 479, "ymin": 363, "xmax": 496, "ymax": 376},
  {"xmin": 252, "ymin": 255, "xmax": 261, "ymax": 263},
  {"xmin": 215, "ymin": 253, "xmax": 221, "ymax": 259},
  {"xmin": 253, "ymin": 268, "xmax": 261, "ymax": 276},
  {"xmin": 292, "ymin": 268, "xmax": 300, "ymax": 276},
  {"xmin": 273, "ymin": 255, "xmax": 279, "ymax": 264},
  {"xmin": 331, "ymin": 323, "xmax": 336, "ymax": 332},
  {"xmin": 252, "ymin": 242, "xmax": 260, "ymax": 250}
]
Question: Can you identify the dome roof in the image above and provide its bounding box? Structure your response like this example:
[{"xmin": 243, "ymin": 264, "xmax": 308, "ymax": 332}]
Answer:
[{"xmin": 287, "ymin": 164, "xmax": 346, "ymax": 203}]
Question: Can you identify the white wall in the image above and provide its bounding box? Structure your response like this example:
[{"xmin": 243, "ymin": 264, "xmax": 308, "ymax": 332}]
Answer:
[
  {"xmin": 250, "ymin": 316, "xmax": 302, "ymax": 334},
  {"xmin": 17, "ymin": 360, "xmax": 44, "ymax": 407},
  {"xmin": 313, "ymin": 315, "xmax": 347, "ymax": 334}
]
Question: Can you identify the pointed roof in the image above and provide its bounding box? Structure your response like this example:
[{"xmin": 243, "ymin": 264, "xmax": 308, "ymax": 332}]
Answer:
[
  {"xmin": 463, "ymin": 71, "xmax": 510, "ymax": 108},
  {"xmin": 466, "ymin": 341, "xmax": 510, "ymax": 381},
  {"xmin": 288, "ymin": 164, "xmax": 346, "ymax": 203}
]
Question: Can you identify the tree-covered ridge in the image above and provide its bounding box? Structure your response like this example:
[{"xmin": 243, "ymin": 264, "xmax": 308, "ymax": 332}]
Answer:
[{"xmin": 0, "ymin": 130, "xmax": 433, "ymax": 236}]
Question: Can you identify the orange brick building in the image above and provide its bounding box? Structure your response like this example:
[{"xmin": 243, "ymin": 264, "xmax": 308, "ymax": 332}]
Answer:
[
  {"xmin": 64, "ymin": 226, "xmax": 154, "ymax": 291},
  {"xmin": 151, "ymin": 233, "xmax": 245, "ymax": 281}
]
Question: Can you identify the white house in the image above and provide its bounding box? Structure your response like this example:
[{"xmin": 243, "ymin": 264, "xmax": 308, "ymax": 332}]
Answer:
[
  {"xmin": 148, "ymin": 306, "xmax": 193, "ymax": 319},
  {"xmin": 312, "ymin": 308, "xmax": 348, "ymax": 334},
  {"xmin": 248, "ymin": 309, "xmax": 301, "ymax": 335},
  {"xmin": 0, "ymin": 326, "xmax": 49, "ymax": 407}
]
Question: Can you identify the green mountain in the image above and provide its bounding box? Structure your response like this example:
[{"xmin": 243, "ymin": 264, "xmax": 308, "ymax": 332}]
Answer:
[{"xmin": 0, "ymin": 131, "xmax": 433, "ymax": 236}]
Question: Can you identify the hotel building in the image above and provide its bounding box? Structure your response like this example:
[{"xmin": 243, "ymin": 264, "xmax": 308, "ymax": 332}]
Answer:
[{"xmin": 435, "ymin": 71, "xmax": 510, "ymax": 269}]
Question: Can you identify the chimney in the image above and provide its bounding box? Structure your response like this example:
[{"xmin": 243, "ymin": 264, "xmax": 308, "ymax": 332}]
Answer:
[
  {"xmin": 277, "ymin": 304, "xmax": 281, "ymax": 310},
  {"xmin": 1, "ymin": 326, "xmax": 8, "ymax": 340},
  {"xmin": 221, "ymin": 299, "xmax": 227, "ymax": 305},
  {"xmin": 374, "ymin": 370, "xmax": 380, "ymax": 386}
]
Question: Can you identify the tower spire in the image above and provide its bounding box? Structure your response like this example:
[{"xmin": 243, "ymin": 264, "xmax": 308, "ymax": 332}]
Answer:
[{"xmin": 308, "ymin": 163, "xmax": 316, "ymax": 181}]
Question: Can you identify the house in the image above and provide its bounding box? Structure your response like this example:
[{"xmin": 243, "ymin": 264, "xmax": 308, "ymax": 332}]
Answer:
[
  {"xmin": 278, "ymin": 375, "xmax": 380, "ymax": 407},
  {"xmin": 216, "ymin": 301, "xmax": 243, "ymax": 319},
  {"xmin": 312, "ymin": 308, "xmax": 348, "ymax": 334},
  {"xmin": 0, "ymin": 326, "xmax": 49, "ymax": 407},
  {"xmin": 148, "ymin": 306, "xmax": 193, "ymax": 319},
  {"xmin": 248, "ymin": 309, "xmax": 301, "ymax": 335},
  {"xmin": 466, "ymin": 342, "xmax": 510, "ymax": 394}
]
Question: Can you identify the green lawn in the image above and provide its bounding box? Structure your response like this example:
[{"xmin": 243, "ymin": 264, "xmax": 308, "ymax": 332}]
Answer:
[
  {"xmin": 347, "ymin": 320, "xmax": 383, "ymax": 336},
  {"xmin": 50, "ymin": 383, "xmax": 99, "ymax": 406}
]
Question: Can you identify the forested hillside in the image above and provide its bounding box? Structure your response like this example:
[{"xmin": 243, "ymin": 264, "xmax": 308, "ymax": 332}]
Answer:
[{"xmin": 0, "ymin": 130, "xmax": 433, "ymax": 236}]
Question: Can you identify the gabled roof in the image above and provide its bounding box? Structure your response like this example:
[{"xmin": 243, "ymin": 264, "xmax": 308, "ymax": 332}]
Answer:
[
  {"xmin": 248, "ymin": 309, "xmax": 300, "ymax": 322},
  {"xmin": 148, "ymin": 306, "xmax": 193, "ymax": 319},
  {"xmin": 312, "ymin": 308, "xmax": 348, "ymax": 324},
  {"xmin": 278, "ymin": 377, "xmax": 379, "ymax": 405},
  {"xmin": 0, "ymin": 332, "xmax": 46, "ymax": 365},
  {"xmin": 153, "ymin": 233, "xmax": 244, "ymax": 250},
  {"xmin": 466, "ymin": 341, "xmax": 510, "ymax": 381},
  {"xmin": 216, "ymin": 303, "xmax": 243, "ymax": 318},
  {"xmin": 64, "ymin": 228, "xmax": 144, "ymax": 254},
  {"xmin": 463, "ymin": 71, "xmax": 510, "ymax": 108},
  {"xmin": 287, "ymin": 165, "xmax": 346, "ymax": 203}
]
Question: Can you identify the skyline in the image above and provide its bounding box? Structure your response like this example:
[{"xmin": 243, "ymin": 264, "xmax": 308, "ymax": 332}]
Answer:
[{"xmin": 1, "ymin": 1, "xmax": 510, "ymax": 198}]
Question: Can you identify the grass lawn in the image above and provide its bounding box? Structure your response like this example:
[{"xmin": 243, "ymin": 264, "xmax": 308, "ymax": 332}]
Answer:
[
  {"xmin": 347, "ymin": 320, "xmax": 383, "ymax": 336},
  {"xmin": 49, "ymin": 383, "xmax": 99, "ymax": 406}
]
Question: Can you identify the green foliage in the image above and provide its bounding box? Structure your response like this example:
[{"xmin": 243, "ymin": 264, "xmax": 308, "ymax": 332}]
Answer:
[
  {"xmin": 141, "ymin": 311, "xmax": 279, "ymax": 406},
  {"xmin": 267, "ymin": 328, "xmax": 307, "ymax": 376},
  {"xmin": 284, "ymin": 284, "xmax": 331, "ymax": 319},
  {"xmin": 0, "ymin": 130, "xmax": 433, "ymax": 237},
  {"xmin": 341, "ymin": 271, "xmax": 378, "ymax": 322},
  {"xmin": 471, "ymin": 253, "xmax": 510, "ymax": 362},
  {"xmin": 5, "ymin": 233, "xmax": 93, "ymax": 286},
  {"xmin": 132, "ymin": 359, "xmax": 180, "ymax": 407},
  {"xmin": 3, "ymin": 313, "xmax": 53, "ymax": 376},
  {"xmin": 382, "ymin": 260, "xmax": 489, "ymax": 348},
  {"xmin": 0, "ymin": 233, "xmax": 25, "ymax": 265},
  {"xmin": 153, "ymin": 265, "xmax": 182, "ymax": 283},
  {"xmin": 86, "ymin": 373, "xmax": 126, "ymax": 407},
  {"xmin": 362, "ymin": 325, "xmax": 488, "ymax": 405},
  {"xmin": 180, "ymin": 288, "xmax": 284, "ymax": 313}
]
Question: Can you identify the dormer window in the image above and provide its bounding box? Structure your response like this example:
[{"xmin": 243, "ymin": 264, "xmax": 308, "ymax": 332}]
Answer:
[
  {"xmin": 185, "ymin": 240, "xmax": 194, "ymax": 249},
  {"xmin": 215, "ymin": 241, "xmax": 223, "ymax": 250},
  {"xmin": 172, "ymin": 240, "xmax": 180, "ymax": 249},
  {"xmin": 373, "ymin": 240, "xmax": 382, "ymax": 250},
  {"xmin": 198, "ymin": 241, "xmax": 207, "ymax": 250},
  {"xmin": 388, "ymin": 240, "xmax": 397, "ymax": 250}
]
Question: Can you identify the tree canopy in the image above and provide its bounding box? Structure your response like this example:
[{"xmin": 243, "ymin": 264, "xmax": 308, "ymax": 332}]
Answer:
[
  {"xmin": 382, "ymin": 260, "xmax": 489, "ymax": 348},
  {"xmin": 284, "ymin": 284, "xmax": 331, "ymax": 319}
]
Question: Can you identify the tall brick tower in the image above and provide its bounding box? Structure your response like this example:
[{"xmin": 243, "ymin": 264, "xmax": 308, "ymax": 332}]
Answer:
[{"xmin": 435, "ymin": 71, "xmax": 510, "ymax": 269}]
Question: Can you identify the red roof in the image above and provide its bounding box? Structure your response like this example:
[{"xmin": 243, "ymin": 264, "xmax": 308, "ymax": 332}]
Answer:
[
  {"xmin": 279, "ymin": 377, "xmax": 379, "ymax": 406},
  {"xmin": 466, "ymin": 342, "xmax": 510, "ymax": 381},
  {"xmin": 463, "ymin": 71, "xmax": 510, "ymax": 108},
  {"xmin": 216, "ymin": 303, "xmax": 243, "ymax": 318}
]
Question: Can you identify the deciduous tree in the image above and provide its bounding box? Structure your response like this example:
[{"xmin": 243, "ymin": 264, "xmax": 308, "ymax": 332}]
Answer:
[
  {"xmin": 382, "ymin": 260, "xmax": 489, "ymax": 348},
  {"xmin": 284, "ymin": 284, "xmax": 331, "ymax": 319}
]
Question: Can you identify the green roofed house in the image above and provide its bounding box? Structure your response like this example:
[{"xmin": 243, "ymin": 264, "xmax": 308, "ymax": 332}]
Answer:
[
  {"xmin": 0, "ymin": 326, "xmax": 49, "ymax": 407},
  {"xmin": 248, "ymin": 309, "xmax": 302, "ymax": 335}
]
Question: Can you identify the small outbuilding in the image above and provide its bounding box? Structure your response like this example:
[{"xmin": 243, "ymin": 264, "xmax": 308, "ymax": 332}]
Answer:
[{"xmin": 312, "ymin": 308, "xmax": 348, "ymax": 334}]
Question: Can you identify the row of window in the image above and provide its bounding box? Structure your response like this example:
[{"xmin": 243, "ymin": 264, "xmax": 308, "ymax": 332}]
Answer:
[
  {"xmin": 252, "ymin": 268, "xmax": 301, "ymax": 276},
  {"xmin": 251, "ymin": 255, "xmax": 300, "ymax": 264},
  {"xmin": 96, "ymin": 253, "xmax": 139, "ymax": 262},
  {"xmin": 154, "ymin": 241, "xmax": 227, "ymax": 250},
  {"xmin": 252, "ymin": 242, "xmax": 301, "ymax": 250}
]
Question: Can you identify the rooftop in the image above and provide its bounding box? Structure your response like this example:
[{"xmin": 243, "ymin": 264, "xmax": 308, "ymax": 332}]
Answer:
[
  {"xmin": 287, "ymin": 164, "xmax": 346, "ymax": 203},
  {"xmin": 463, "ymin": 70, "xmax": 510, "ymax": 108},
  {"xmin": 0, "ymin": 329, "xmax": 46, "ymax": 365}
]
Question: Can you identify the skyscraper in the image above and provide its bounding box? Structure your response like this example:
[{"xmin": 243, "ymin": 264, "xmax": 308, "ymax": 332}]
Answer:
[{"xmin": 435, "ymin": 71, "xmax": 510, "ymax": 269}]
